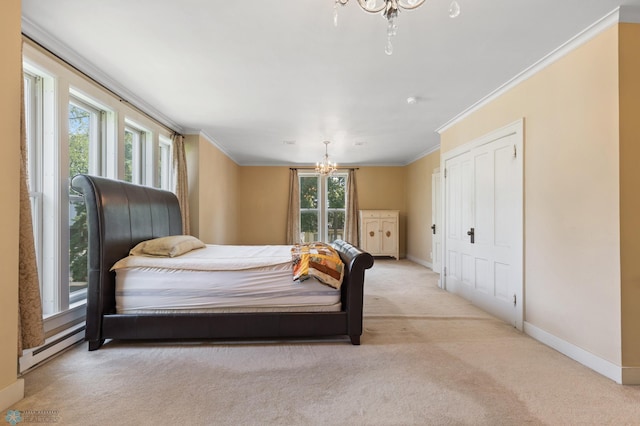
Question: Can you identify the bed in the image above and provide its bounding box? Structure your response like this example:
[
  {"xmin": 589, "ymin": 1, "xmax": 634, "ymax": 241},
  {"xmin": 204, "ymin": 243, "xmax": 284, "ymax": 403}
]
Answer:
[{"xmin": 71, "ymin": 174, "xmax": 374, "ymax": 350}]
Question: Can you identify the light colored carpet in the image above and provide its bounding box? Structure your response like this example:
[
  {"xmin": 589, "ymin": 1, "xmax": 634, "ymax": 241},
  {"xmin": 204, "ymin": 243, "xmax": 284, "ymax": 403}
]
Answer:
[{"xmin": 11, "ymin": 259, "xmax": 640, "ymax": 425}]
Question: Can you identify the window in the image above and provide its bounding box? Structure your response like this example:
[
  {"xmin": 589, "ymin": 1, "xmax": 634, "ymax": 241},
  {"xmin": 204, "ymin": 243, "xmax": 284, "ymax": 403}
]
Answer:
[
  {"xmin": 158, "ymin": 136, "xmax": 172, "ymax": 190},
  {"xmin": 124, "ymin": 123, "xmax": 153, "ymax": 185},
  {"xmin": 22, "ymin": 41, "xmax": 177, "ymax": 369},
  {"xmin": 299, "ymin": 173, "xmax": 347, "ymax": 243},
  {"xmin": 23, "ymin": 71, "xmax": 43, "ymax": 288},
  {"xmin": 23, "ymin": 42, "xmax": 175, "ymax": 326},
  {"xmin": 68, "ymin": 98, "xmax": 104, "ymax": 302}
]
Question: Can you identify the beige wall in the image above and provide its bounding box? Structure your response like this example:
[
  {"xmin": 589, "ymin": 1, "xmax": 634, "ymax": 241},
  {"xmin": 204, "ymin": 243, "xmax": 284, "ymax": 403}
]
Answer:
[
  {"xmin": 185, "ymin": 134, "xmax": 240, "ymax": 245},
  {"xmin": 190, "ymin": 163, "xmax": 410, "ymax": 254},
  {"xmin": 237, "ymin": 167, "xmax": 290, "ymax": 245},
  {"xmin": 349, "ymin": 167, "xmax": 407, "ymax": 257},
  {"xmin": 185, "ymin": 135, "xmax": 200, "ymax": 237},
  {"xmin": 207, "ymin": 166, "xmax": 409, "ymax": 254},
  {"xmin": 406, "ymin": 151, "xmax": 440, "ymax": 263},
  {"xmin": 619, "ymin": 23, "xmax": 640, "ymax": 366},
  {"xmin": 0, "ymin": 0, "xmax": 21, "ymax": 403},
  {"xmin": 440, "ymin": 26, "xmax": 622, "ymax": 364}
]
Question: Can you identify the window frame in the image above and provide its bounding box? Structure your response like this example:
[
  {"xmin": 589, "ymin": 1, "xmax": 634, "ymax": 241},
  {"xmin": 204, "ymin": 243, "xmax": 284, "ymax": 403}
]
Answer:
[
  {"xmin": 68, "ymin": 96, "xmax": 106, "ymax": 305},
  {"xmin": 158, "ymin": 136, "xmax": 172, "ymax": 190},
  {"xmin": 124, "ymin": 124, "xmax": 143, "ymax": 184},
  {"xmin": 299, "ymin": 172, "xmax": 348, "ymax": 243},
  {"xmin": 23, "ymin": 71, "xmax": 44, "ymax": 290},
  {"xmin": 22, "ymin": 40, "xmax": 176, "ymax": 332},
  {"xmin": 69, "ymin": 96, "xmax": 104, "ymax": 178}
]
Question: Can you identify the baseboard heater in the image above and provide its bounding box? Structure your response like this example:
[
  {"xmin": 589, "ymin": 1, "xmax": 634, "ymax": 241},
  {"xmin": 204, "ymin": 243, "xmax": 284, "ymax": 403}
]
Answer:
[{"xmin": 19, "ymin": 322, "xmax": 85, "ymax": 374}]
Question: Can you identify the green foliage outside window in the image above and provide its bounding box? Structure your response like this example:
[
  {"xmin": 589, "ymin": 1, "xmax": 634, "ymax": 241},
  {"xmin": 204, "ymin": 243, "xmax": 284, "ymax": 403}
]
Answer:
[
  {"xmin": 300, "ymin": 176, "xmax": 318, "ymax": 236},
  {"xmin": 300, "ymin": 175, "xmax": 346, "ymax": 243},
  {"xmin": 68, "ymin": 201, "xmax": 88, "ymax": 284},
  {"xmin": 68, "ymin": 105, "xmax": 90, "ymax": 285},
  {"xmin": 327, "ymin": 176, "xmax": 345, "ymax": 208},
  {"xmin": 124, "ymin": 130, "xmax": 133, "ymax": 182},
  {"xmin": 327, "ymin": 176, "xmax": 346, "ymax": 241}
]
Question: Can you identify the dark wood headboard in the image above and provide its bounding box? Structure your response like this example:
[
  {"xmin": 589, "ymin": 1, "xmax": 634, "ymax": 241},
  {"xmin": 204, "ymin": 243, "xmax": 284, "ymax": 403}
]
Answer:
[{"xmin": 71, "ymin": 174, "xmax": 183, "ymax": 342}]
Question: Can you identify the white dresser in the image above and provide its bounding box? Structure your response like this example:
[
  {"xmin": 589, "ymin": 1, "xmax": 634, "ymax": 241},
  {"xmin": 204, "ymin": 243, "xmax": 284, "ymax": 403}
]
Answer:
[{"xmin": 359, "ymin": 210, "xmax": 399, "ymax": 260}]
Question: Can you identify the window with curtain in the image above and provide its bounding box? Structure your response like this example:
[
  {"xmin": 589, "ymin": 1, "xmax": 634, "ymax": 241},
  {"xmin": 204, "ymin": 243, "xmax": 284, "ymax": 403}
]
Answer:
[
  {"xmin": 299, "ymin": 173, "xmax": 347, "ymax": 243},
  {"xmin": 22, "ymin": 41, "xmax": 176, "ymax": 362},
  {"xmin": 23, "ymin": 71, "xmax": 43, "ymax": 290}
]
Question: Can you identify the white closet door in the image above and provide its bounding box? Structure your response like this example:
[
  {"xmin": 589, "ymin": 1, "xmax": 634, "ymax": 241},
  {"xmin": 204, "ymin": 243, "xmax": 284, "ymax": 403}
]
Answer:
[
  {"xmin": 431, "ymin": 170, "xmax": 442, "ymax": 275},
  {"xmin": 444, "ymin": 152, "xmax": 475, "ymax": 300},
  {"xmin": 443, "ymin": 121, "xmax": 523, "ymax": 330},
  {"xmin": 469, "ymin": 133, "xmax": 522, "ymax": 327}
]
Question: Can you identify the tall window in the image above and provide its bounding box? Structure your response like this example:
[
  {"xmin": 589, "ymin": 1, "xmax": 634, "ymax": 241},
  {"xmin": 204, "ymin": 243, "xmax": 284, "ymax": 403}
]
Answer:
[
  {"xmin": 68, "ymin": 99, "xmax": 103, "ymax": 301},
  {"xmin": 22, "ymin": 42, "xmax": 177, "ymax": 366},
  {"xmin": 23, "ymin": 71, "xmax": 43, "ymax": 289},
  {"xmin": 124, "ymin": 124, "xmax": 149, "ymax": 185},
  {"xmin": 300, "ymin": 173, "xmax": 347, "ymax": 243},
  {"xmin": 158, "ymin": 136, "xmax": 172, "ymax": 190},
  {"xmin": 24, "ymin": 66, "xmax": 174, "ymax": 321}
]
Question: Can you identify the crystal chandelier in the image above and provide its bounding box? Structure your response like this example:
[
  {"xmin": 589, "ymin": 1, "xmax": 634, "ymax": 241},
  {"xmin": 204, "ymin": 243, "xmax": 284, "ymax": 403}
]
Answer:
[
  {"xmin": 333, "ymin": 0, "xmax": 461, "ymax": 55},
  {"xmin": 315, "ymin": 141, "xmax": 338, "ymax": 176}
]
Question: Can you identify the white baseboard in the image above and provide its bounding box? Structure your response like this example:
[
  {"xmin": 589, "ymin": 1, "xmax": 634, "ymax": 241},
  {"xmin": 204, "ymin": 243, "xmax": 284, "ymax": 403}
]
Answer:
[
  {"xmin": 406, "ymin": 255, "xmax": 433, "ymax": 270},
  {"xmin": 0, "ymin": 378, "xmax": 24, "ymax": 412},
  {"xmin": 524, "ymin": 322, "xmax": 640, "ymax": 385}
]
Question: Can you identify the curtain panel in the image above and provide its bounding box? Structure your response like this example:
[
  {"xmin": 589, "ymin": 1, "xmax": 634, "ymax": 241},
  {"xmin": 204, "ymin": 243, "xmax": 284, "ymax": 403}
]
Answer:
[
  {"xmin": 345, "ymin": 169, "xmax": 360, "ymax": 246},
  {"xmin": 171, "ymin": 134, "xmax": 190, "ymax": 235},
  {"xmin": 19, "ymin": 47, "xmax": 45, "ymax": 354},
  {"xmin": 286, "ymin": 169, "xmax": 300, "ymax": 245}
]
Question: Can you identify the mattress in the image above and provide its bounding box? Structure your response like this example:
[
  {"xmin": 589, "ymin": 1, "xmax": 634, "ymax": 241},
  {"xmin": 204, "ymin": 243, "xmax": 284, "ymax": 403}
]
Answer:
[{"xmin": 113, "ymin": 245, "xmax": 342, "ymax": 313}]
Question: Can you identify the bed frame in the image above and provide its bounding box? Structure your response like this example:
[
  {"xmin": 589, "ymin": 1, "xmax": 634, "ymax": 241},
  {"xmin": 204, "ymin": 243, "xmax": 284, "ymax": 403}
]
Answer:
[{"xmin": 72, "ymin": 174, "xmax": 374, "ymax": 351}]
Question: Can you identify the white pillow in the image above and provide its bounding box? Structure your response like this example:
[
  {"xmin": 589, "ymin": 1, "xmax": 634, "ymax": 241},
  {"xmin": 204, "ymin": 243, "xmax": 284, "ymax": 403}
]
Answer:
[{"xmin": 129, "ymin": 235, "xmax": 205, "ymax": 257}]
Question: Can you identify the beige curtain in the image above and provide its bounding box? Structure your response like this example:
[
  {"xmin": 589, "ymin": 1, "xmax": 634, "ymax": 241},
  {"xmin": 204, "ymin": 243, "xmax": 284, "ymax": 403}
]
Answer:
[
  {"xmin": 19, "ymin": 48, "xmax": 45, "ymax": 355},
  {"xmin": 344, "ymin": 169, "xmax": 360, "ymax": 246},
  {"xmin": 286, "ymin": 169, "xmax": 300, "ymax": 245},
  {"xmin": 171, "ymin": 134, "xmax": 190, "ymax": 235}
]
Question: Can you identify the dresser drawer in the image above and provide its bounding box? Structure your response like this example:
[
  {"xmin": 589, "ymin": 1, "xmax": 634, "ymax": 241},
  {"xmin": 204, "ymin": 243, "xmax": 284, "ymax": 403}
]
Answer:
[
  {"xmin": 378, "ymin": 211, "xmax": 398, "ymax": 218},
  {"xmin": 360, "ymin": 210, "xmax": 398, "ymax": 218},
  {"xmin": 360, "ymin": 211, "xmax": 380, "ymax": 219}
]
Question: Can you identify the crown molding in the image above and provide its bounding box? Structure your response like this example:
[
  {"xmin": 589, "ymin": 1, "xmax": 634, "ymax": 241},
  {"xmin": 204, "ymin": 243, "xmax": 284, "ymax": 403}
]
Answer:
[
  {"xmin": 194, "ymin": 130, "xmax": 240, "ymax": 165},
  {"xmin": 239, "ymin": 162, "xmax": 409, "ymax": 167},
  {"xmin": 406, "ymin": 144, "xmax": 441, "ymax": 165},
  {"xmin": 191, "ymin": 130, "xmax": 411, "ymax": 167},
  {"xmin": 21, "ymin": 16, "xmax": 184, "ymax": 134},
  {"xmin": 436, "ymin": 6, "xmax": 624, "ymax": 134}
]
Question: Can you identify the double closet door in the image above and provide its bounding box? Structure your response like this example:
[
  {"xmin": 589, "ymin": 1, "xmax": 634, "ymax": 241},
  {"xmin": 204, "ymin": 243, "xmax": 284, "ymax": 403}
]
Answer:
[{"xmin": 442, "ymin": 121, "xmax": 523, "ymax": 330}]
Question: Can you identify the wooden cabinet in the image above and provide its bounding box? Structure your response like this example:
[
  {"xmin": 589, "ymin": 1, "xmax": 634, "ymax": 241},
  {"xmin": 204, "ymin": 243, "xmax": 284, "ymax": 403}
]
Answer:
[{"xmin": 359, "ymin": 210, "xmax": 399, "ymax": 260}]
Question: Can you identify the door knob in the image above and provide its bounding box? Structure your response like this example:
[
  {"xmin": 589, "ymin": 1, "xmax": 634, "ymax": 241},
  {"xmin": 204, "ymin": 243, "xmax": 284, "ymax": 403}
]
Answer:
[
  {"xmin": 431, "ymin": 224, "xmax": 436, "ymax": 235},
  {"xmin": 467, "ymin": 227, "xmax": 475, "ymax": 244}
]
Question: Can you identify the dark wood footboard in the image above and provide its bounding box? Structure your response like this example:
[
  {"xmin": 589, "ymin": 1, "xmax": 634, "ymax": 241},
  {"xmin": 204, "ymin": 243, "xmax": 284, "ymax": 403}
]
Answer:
[{"xmin": 72, "ymin": 174, "xmax": 374, "ymax": 350}]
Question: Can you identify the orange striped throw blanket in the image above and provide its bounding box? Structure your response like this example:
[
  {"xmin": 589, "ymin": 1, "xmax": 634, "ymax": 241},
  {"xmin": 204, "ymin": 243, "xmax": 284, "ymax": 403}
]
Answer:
[{"xmin": 291, "ymin": 242, "xmax": 345, "ymax": 289}]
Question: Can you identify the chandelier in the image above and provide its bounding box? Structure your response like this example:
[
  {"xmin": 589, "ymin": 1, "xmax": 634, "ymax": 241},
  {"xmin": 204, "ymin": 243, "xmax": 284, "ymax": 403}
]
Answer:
[
  {"xmin": 315, "ymin": 141, "xmax": 338, "ymax": 176},
  {"xmin": 333, "ymin": 0, "xmax": 461, "ymax": 55}
]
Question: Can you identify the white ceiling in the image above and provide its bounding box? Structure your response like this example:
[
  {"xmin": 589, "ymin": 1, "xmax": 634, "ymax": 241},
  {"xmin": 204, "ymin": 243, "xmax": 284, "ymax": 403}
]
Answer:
[{"xmin": 21, "ymin": 0, "xmax": 640, "ymax": 166}]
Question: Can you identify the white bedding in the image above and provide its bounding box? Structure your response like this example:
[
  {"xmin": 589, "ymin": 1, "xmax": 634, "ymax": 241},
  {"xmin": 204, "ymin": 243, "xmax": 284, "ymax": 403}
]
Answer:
[
  {"xmin": 112, "ymin": 244, "xmax": 294, "ymax": 271},
  {"xmin": 113, "ymin": 244, "xmax": 342, "ymax": 313}
]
